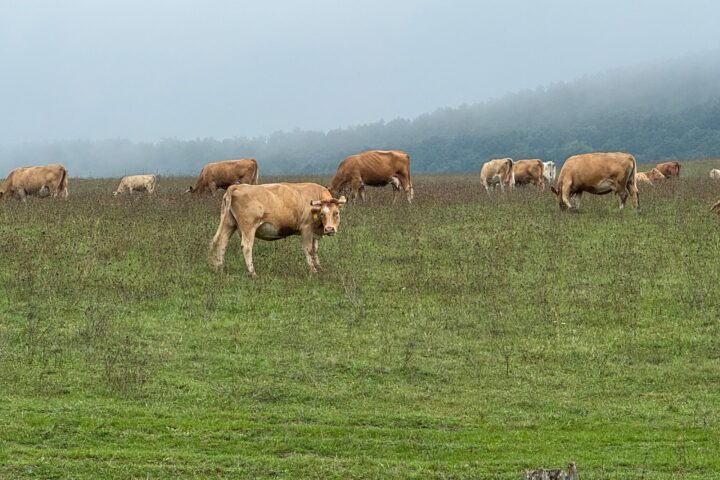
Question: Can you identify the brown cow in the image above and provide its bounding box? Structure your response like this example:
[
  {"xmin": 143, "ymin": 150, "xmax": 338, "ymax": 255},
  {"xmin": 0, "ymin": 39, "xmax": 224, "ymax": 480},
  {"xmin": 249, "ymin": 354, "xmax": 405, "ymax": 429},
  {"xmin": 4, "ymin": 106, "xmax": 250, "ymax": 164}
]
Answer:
[
  {"xmin": 113, "ymin": 174, "xmax": 157, "ymax": 196},
  {"xmin": 636, "ymin": 168, "xmax": 666, "ymax": 185},
  {"xmin": 209, "ymin": 183, "xmax": 346, "ymax": 277},
  {"xmin": 187, "ymin": 158, "xmax": 259, "ymax": 196},
  {"xmin": 655, "ymin": 161, "xmax": 681, "ymax": 178},
  {"xmin": 480, "ymin": 158, "xmax": 514, "ymax": 194},
  {"xmin": 0, "ymin": 164, "xmax": 68, "ymax": 200},
  {"xmin": 512, "ymin": 159, "xmax": 545, "ymax": 190},
  {"xmin": 328, "ymin": 150, "xmax": 413, "ymax": 203},
  {"xmin": 550, "ymin": 152, "xmax": 639, "ymax": 211}
]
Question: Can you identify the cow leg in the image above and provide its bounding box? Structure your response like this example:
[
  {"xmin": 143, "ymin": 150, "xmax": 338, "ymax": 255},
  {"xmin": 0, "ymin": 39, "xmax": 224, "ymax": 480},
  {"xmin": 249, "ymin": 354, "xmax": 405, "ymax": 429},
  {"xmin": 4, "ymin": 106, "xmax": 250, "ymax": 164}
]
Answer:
[
  {"xmin": 617, "ymin": 190, "xmax": 627, "ymax": 209},
  {"xmin": 208, "ymin": 203, "xmax": 238, "ymax": 271},
  {"xmin": 209, "ymin": 182, "xmax": 219, "ymax": 198},
  {"xmin": 537, "ymin": 177, "xmax": 545, "ymax": 192},
  {"xmin": 17, "ymin": 188, "xmax": 27, "ymax": 202},
  {"xmin": 359, "ymin": 184, "xmax": 366, "ymax": 201},
  {"xmin": 482, "ymin": 180, "xmax": 491, "ymax": 195},
  {"xmin": 239, "ymin": 227, "xmax": 258, "ymax": 278},
  {"xmin": 395, "ymin": 175, "xmax": 413, "ymax": 204},
  {"xmin": 311, "ymin": 237, "xmax": 322, "ymax": 271},
  {"xmin": 350, "ymin": 178, "xmax": 362, "ymax": 202},
  {"xmin": 301, "ymin": 230, "xmax": 319, "ymax": 273}
]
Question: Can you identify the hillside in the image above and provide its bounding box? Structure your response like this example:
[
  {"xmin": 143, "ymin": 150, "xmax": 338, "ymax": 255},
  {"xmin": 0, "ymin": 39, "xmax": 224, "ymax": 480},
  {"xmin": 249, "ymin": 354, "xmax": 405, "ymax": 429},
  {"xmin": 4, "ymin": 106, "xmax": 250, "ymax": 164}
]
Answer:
[{"xmin": 2, "ymin": 53, "xmax": 720, "ymax": 177}]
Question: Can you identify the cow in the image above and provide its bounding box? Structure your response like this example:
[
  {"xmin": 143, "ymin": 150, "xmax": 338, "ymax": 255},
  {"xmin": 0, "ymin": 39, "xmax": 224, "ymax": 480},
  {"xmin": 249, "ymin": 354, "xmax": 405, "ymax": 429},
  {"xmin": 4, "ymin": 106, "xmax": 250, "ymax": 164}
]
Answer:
[
  {"xmin": 550, "ymin": 152, "xmax": 639, "ymax": 211},
  {"xmin": 208, "ymin": 183, "xmax": 346, "ymax": 278},
  {"xmin": 636, "ymin": 168, "xmax": 666, "ymax": 185},
  {"xmin": 655, "ymin": 161, "xmax": 681, "ymax": 178},
  {"xmin": 187, "ymin": 158, "xmax": 259, "ymax": 196},
  {"xmin": 328, "ymin": 150, "xmax": 413, "ymax": 204},
  {"xmin": 0, "ymin": 164, "xmax": 68, "ymax": 201},
  {"xmin": 512, "ymin": 159, "xmax": 545, "ymax": 190},
  {"xmin": 113, "ymin": 174, "xmax": 157, "ymax": 196},
  {"xmin": 543, "ymin": 161, "xmax": 557, "ymax": 184},
  {"xmin": 710, "ymin": 169, "xmax": 720, "ymax": 180},
  {"xmin": 480, "ymin": 158, "xmax": 514, "ymax": 194}
]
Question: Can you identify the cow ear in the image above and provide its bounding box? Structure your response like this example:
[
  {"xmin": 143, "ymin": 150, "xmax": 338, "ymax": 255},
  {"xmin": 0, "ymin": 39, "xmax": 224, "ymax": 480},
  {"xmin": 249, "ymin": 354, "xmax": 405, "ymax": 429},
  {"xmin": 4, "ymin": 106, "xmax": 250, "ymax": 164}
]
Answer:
[{"xmin": 310, "ymin": 205, "xmax": 322, "ymax": 214}]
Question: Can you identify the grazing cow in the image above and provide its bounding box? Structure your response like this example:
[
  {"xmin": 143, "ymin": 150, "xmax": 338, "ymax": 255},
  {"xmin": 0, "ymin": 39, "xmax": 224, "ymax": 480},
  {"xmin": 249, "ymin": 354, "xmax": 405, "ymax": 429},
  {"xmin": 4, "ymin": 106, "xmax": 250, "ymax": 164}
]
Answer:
[
  {"xmin": 543, "ymin": 161, "xmax": 557, "ymax": 183},
  {"xmin": 113, "ymin": 174, "xmax": 157, "ymax": 196},
  {"xmin": 329, "ymin": 150, "xmax": 413, "ymax": 203},
  {"xmin": 655, "ymin": 161, "xmax": 681, "ymax": 178},
  {"xmin": 550, "ymin": 152, "xmax": 639, "ymax": 211},
  {"xmin": 0, "ymin": 164, "xmax": 68, "ymax": 200},
  {"xmin": 710, "ymin": 169, "xmax": 720, "ymax": 180},
  {"xmin": 209, "ymin": 183, "xmax": 346, "ymax": 277},
  {"xmin": 513, "ymin": 159, "xmax": 545, "ymax": 190},
  {"xmin": 480, "ymin": 158, "xmax": 514, "ymax": 193},
  {"xmin": 636, "ymin": 168, "xmax": 666, "ymax": 185},
  {"xmin": 187, "ymin": 158, "xmax": 259, "ymax": 196}
]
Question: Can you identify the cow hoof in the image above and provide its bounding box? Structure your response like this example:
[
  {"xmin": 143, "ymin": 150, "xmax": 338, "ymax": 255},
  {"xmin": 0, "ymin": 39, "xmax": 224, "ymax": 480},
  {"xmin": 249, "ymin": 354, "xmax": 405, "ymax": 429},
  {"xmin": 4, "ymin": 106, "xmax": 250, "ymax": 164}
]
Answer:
[{"xmin": 248, "ymin": 272, "xmax": 257, "ymax": 279}]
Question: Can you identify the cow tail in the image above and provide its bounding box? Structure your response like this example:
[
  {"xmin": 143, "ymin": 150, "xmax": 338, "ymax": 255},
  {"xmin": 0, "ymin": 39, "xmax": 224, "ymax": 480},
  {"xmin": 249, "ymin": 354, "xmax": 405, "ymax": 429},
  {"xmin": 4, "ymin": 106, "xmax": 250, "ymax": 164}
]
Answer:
[
  {"xmin": 59, "ymin": 166, "xmax": 69, "ymax": 198},
  {"xmin": 252, "ymin": 160, "xmax": 259, "ymax": 185}
]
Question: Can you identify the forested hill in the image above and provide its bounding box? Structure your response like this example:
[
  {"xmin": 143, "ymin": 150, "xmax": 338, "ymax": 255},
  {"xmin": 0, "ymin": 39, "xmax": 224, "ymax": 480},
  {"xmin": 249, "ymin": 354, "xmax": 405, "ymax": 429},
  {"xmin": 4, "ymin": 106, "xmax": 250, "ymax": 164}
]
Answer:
[{"xmin": 3, "ymin": 53, "xmax": 720, "ymax": 177}]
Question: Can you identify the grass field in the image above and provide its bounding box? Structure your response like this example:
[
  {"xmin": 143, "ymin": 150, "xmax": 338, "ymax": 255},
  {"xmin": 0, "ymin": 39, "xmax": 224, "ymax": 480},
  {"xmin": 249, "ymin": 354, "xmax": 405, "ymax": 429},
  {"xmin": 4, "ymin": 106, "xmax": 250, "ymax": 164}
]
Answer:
[{"xmin": 1, "ymin": 159, "xmax": 720, "ymax": 479}]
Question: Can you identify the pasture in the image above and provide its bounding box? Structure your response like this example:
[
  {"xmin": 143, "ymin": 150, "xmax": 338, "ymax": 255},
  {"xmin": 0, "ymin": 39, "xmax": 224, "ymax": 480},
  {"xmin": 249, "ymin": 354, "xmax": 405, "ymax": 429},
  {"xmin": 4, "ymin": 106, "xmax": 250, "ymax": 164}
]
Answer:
[{"xmin": 1, "ymin": 160, "xmax": 719, "ymax": 479}]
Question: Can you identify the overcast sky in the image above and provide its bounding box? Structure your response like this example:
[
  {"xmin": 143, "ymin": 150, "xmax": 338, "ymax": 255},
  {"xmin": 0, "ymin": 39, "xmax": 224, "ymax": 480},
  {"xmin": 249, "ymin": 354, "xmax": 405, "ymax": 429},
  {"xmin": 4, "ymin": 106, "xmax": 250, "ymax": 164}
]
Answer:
[{"xmin": 1, "ymin": 0, "xmax": 719, "ymax": 143}]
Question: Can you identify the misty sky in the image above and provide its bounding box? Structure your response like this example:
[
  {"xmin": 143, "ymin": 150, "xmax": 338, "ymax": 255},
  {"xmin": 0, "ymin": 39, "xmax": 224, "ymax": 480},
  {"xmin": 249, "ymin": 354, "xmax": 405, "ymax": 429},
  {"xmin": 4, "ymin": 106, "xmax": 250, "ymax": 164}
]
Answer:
[{"xmin": 1, "ymin": 0, "xmax": 719, "ymax": 144}]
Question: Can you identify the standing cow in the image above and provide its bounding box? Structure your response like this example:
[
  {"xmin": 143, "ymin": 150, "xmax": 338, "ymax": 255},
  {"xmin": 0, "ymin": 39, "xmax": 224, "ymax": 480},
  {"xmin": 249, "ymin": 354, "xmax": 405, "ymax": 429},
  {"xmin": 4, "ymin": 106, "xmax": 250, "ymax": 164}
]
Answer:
[
  {"xmin": 655, "ymin": 161, "xmax": 681, "ymax": 178},
  {"xmin": 113, "ymin": 174, "xmax": 157, "ymax": 196},
  {"xmin": 328, "ymin": 150, "xmax": 413, "ymax": 204},
  {"xmin": 513, "ymin": 159, "xmax": 545, "ymax": 190},
  {"xmin": 480, "ymin": 158, "xmax": 514, "ymax": 194},
  {"xmin": 550, "ymin": 152, "xmax": 639, "ymax": 211},
  {"xmin": 209, "ymin": 183, "xmax": 346, "ymax": 277},
  {"xmin": 187, "ymin": 158, "xmax": 259, "ymax": 196},
  {"xmin": 543, "ymin": 161, "xmax": 557, "ymax": 183},
  {"xmin": 0, "ymin": 164, "xmax": 68, "ymax": 200}
]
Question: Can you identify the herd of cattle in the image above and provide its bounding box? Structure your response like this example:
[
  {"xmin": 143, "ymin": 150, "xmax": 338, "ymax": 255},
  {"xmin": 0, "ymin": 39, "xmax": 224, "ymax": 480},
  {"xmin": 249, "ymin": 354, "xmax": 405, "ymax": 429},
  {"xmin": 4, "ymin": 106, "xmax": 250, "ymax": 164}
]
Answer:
[{"xmin": 0, "ymin": 150, "xmax": 716, "ymax": 276}]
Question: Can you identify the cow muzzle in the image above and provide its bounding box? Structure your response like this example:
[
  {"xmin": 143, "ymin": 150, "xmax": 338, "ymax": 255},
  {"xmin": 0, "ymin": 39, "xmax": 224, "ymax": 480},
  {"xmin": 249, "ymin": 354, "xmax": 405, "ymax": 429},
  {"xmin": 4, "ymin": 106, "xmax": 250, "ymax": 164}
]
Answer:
[{"xmin": 324, "ymin": 226, "xmax": 336, "ymax": 236}]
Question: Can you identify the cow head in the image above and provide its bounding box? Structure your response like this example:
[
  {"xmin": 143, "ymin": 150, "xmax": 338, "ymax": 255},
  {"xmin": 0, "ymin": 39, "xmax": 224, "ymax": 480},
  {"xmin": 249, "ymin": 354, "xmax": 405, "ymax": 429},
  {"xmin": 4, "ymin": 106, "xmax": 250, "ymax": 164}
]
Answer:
[
  {"xmin": 549, "ymin": 185, "xmax": 568, "ymax": 210},
  {"xmin": 310, "ymin": 196, "xmax": 346, "ymax": 236}
]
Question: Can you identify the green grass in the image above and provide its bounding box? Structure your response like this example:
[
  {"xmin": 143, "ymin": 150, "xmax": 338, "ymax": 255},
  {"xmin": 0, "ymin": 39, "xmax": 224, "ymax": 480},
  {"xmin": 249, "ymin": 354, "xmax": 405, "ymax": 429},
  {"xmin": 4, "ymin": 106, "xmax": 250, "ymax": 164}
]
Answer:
[{"xmin": 1, "ymin": 159, "xmax": 720, "ymax": 478}]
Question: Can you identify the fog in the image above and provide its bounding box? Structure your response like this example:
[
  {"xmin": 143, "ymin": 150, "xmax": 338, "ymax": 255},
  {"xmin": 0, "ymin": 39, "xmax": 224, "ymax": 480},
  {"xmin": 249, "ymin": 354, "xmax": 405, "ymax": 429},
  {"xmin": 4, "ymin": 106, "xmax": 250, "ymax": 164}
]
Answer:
[{"xmin": 2, "ymin": 0, "xmax": 720, "ymax": 145}]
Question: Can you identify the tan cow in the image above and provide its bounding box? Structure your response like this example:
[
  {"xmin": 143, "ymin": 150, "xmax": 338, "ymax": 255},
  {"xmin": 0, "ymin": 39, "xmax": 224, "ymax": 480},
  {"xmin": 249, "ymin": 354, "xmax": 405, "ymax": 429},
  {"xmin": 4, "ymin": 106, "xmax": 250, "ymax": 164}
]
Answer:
[
  {"xmin": 209, "ymin": 183, "xmax": 346, "ymax": 277},
  {"xmin": 113, "ymin": 174, "xmax": 157, "ymax": 196},
  {"xmin": 0, "ymin": 164, "xmax": 68, "ymax": 200},
  {"xmin": 636, "ymin": 168, "xmax": 666, "ymax": 185},
  {"xmin": 328, "ymin": 150, "xmax": 413, "ymax": 203},
  {"xmin": 550, "ymin": 152, "xmax": 639, "ymax": 211},
  {"xmin": 655, "ymin": 161, "xmax": 681, "ymax": 178},
  {"xmin": 480, "ymin": 158, "xmax": 514, "ymax": 194},
  {"xmin": 512, "ymin": 159, "xmax": 545, "ymax": 190},
  {"xmin": 187, "ymin": 158, "xmax": 259, "ymax": 196},
  {"xmin": 709, "ymin": 169, "xmax": 720, "ymax": 180}
]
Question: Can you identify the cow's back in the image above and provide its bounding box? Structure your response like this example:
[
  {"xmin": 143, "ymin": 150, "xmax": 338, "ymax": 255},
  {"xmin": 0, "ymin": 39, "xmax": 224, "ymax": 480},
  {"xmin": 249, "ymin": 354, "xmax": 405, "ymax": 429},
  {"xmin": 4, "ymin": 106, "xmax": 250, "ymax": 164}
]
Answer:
[
  {"xmin": 560, "ymin": 152, "xmax": 635, "ymax": 186},
  {"xmin": 200, "ymin": 159, "xmax": 258, "ymax": 189}
]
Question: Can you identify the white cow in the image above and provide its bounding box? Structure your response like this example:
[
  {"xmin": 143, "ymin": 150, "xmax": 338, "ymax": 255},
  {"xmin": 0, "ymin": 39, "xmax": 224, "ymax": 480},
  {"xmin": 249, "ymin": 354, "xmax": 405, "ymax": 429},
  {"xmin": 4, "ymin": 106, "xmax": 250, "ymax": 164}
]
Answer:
[
  {"xmin": 710, "ymin": 169, "xmax": 720, "ymax": 180},
  {"xmin": 113, "ymin": 174, "xmax": 157, "ymax": 196},
  {"xmin": 543, "ymin": 161, "xmax": 557, "ymax": 183},
  {"xmin": 480, "ymin": 158, "xmax": 515, "ymax": 194}
]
